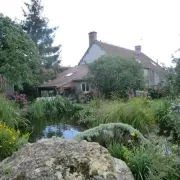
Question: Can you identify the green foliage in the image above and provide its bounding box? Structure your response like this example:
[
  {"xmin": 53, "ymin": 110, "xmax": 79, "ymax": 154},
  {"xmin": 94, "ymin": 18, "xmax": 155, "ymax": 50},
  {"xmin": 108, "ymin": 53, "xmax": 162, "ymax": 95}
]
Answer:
[
  {"xmin": 107, "ymin": 143, "xmax": 131, "ymax": 161},
  {"xmin": 163, "ymin": 67, "xmax": 178, "ymax": 99},
  {"xmin": 29, "ymin": 96, "xmax": 82, "ymax": 120},
  {"xmin": 22, "ymin": 0, "xmax": 61, "ymax": 68},
  {"xmin": 87, "ymin": 56, "xmax": 144, "ymax": 97},
  {"xmin": 150, "ymin": 99, "xmax": 171, "ymax": 123},
  {"xmin": 75, "ymin": 121, "xmax": 179, "ymax": 179},
  {"xmin": 79, "ymin": 98, "xmax": 155, "ymax": 134},
  {"xmin": 104, "ymin": 140, "xmax": 179, "ymax": 180},
  {"xmin": 75, "ymin": 123, "xmax": 148, "ymax": 147},
  {"xmin": 0, "ymin": 122, "xmax": 29, "ymax": 161},
  {"xmin": 0, "ymin": 14, "xmax": 41, "ymax": 87},
  {"xmin": 148, "ymin": 88, "xmax": 165, "ymax": 99},
  {"xmin": 0, "ymin": 95, "xmax": 26, "ymax": 128},
  {"xmin": 172, "ymin": 56, "xmax": 180, "ymax": 93},
  {"xmin": 127, "ymin": 145, "xmax": 178, "ymax": 180},
  {"xmin": 150, "ymin": 100, "xmax": 180, "ymax": 142}
]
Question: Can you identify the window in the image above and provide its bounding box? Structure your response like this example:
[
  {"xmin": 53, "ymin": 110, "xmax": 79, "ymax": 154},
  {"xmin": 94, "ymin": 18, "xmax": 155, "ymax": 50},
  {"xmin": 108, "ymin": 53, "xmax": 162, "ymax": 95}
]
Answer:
[
  {"xmin": 81, "ymin": 83, "xmax": 90, "ymax": 92},
  {"xmin": 66, "ymin": 73, "xmax": 73, "ymax": 77}
]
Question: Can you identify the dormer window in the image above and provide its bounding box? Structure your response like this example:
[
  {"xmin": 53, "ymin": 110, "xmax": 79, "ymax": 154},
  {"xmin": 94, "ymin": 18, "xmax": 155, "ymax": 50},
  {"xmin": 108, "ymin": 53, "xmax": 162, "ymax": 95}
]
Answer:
[{"xmin": 66, "ymin": 73, "xmax": 73, "ymax": 77}]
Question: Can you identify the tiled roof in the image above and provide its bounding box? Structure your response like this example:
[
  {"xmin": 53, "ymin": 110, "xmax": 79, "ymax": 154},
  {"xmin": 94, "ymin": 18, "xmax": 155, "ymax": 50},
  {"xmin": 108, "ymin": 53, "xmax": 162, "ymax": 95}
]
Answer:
[
  {"xmin": 96, "ymin": 41, "xmax": 165, "ymax": 77},
  {"xmin": 37, "ymin": 65, "xmax": 88, "ymax": 88}
]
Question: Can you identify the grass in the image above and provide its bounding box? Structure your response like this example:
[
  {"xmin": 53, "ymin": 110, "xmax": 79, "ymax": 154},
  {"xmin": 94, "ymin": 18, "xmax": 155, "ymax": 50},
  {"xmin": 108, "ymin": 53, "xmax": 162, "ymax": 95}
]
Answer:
[
  {"xmin": 80, "ymin": 98, "xmax": 156, "ymax": 134},
  {"xmin": 0, "ymin": 95, "xmax": 25, "ymax": 128},
  {"xmin": 28, "ymin": 95, "xmax": 84, "ymax": 120}
]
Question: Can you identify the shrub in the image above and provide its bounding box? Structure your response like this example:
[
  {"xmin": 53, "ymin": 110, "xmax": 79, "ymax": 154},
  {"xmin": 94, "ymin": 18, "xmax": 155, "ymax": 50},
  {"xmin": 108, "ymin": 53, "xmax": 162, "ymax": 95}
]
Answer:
[
  {"xmin": 166, "ymin": 103, "xmax": 180, "ymax": 142},
  {"xmin": 0, "ymin": 122, "xmax": 29, "ymax": 161},
  {"xmin": 12, "ymin": 92, "xmax": 28, "ymax": 108},
  {"xmin": 151, "ymin": 100, "xmax": 180, "ymax": 142},
  {"xmin": 75, "ymin": 123, "xmax": 148, "ymax": 147},
  {"xmin": 148, "ymin": 88, "xmax": 165, "ymax": 99},
  {"xmin": 0, "ymin": 95, "xmax": 25, "ymax": 128}
]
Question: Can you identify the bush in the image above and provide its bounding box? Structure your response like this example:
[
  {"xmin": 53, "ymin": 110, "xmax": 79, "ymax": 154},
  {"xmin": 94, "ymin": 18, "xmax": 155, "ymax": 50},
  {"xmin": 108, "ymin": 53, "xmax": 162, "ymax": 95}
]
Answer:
[
  {"xmin": 148, "ymin": 88, "xmax": 165, "ymax": 99},
  {"xmin": 0, "ymin": 122, "xmax": 29, "ymax": 161},
  {"xmin": 0, "ymin": 95, "xmax": 26, "ymax": 128},
  {"xmin": 12, "ymin": 92, "xmax": 28, "ymax": 108},
  {"xmin": 151, "ymin": 100, "xmax": 180, "ymax": 142},
  {"xmin": 75, "ymin": 123, "xmax": 148, "ymax": 147}
]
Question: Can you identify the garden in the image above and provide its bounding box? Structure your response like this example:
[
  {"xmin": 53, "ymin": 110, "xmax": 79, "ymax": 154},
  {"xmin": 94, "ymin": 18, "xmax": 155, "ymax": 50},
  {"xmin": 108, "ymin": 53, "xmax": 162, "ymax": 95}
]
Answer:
[
  {"xmin": 0, "ymin": 1, "xmax": 180, "ymax": 178},
  {"xmin": 0, "ymin": 91, "xmax": 180, "ymax": 179}
]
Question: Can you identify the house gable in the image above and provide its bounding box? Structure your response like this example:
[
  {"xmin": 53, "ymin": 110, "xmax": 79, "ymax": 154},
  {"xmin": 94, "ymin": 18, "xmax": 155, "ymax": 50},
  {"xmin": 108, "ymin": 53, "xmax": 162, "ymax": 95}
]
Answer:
[
  {"xmin": 79, "ymin": 43, "xmax": 107, "ymax": 65},
  {"xmin": 78, "ymin": 31, "xmax": 165, "ymax": 87}
]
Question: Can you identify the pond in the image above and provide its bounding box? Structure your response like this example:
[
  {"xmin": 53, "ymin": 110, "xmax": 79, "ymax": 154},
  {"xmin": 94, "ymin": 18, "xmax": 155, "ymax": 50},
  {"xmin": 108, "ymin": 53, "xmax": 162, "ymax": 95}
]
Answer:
[{"xmin": 28, "ymin": 118, "xmax": 85, "ymax": 143}]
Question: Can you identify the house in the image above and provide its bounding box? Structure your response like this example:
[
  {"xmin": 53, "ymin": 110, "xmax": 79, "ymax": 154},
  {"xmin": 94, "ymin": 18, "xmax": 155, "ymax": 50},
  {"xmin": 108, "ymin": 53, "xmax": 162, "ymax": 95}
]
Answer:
[
  {"xmin": 79, "ymin": 31, "xmax": 165, "ymax": 87},
  {"xmin": 36, "ymin": 65, "xmax": 94, "ymax": 99},
  {"xmin": 37, "ymin": 31, "xmax": 165, "ymax": 98}
]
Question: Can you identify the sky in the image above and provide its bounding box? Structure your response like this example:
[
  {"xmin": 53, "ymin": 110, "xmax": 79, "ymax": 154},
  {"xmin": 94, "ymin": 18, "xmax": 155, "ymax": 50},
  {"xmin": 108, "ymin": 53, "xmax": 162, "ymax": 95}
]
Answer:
[{"xmin": 0, "ymin": 0, "xmax": 180, "ymax": 67}]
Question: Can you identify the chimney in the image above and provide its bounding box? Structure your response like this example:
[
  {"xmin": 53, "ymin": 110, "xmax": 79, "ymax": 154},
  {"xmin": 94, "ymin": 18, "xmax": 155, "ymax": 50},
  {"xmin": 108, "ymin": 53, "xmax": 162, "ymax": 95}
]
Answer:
[
  {"xmin": 89, "ymin": 31, "xmax": 97, "ymax": 47},
  {"xmin": 135, "ymin": 45, "xmax": 141, "ymax": 53}
]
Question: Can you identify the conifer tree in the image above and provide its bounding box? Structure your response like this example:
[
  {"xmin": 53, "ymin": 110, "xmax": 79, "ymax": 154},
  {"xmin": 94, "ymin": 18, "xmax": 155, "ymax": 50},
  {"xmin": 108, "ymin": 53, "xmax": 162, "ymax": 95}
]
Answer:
[{"xmin": 22, "ymin": 0, "xmax": 61, "ymax": 68}]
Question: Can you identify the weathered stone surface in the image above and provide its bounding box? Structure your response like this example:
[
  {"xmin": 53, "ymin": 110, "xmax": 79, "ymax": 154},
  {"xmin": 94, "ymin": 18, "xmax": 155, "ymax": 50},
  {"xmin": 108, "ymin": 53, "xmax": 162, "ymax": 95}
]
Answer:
[{"xmin": 0, "ymin": 137, "xmax": 134, "ymax": 180}]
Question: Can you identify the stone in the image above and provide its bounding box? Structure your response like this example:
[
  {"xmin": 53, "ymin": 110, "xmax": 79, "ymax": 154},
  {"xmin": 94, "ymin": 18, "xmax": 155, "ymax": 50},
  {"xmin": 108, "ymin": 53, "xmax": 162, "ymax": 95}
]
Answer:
[{"xmin": 0, "ymin": 138, "xmax": 134, "ymax": 180}]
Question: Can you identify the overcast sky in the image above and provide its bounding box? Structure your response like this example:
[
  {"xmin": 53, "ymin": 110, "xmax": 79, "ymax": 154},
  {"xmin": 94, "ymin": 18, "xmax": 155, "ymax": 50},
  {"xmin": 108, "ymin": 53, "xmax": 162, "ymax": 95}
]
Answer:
[{"xmin": 0, "ymin": 0, "xmax": 180, "ymax": 67}]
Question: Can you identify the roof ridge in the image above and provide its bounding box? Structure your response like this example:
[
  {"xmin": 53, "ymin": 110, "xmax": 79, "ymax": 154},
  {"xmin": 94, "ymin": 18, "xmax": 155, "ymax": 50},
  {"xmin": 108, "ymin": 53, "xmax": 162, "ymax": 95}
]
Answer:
[
  {"xmin": 96, "ymin": 40, "xmax": 162, "ymax": 68},
  {"xmin": 96, "ymin": 40, "xmax": 137, "ymax": 53}
]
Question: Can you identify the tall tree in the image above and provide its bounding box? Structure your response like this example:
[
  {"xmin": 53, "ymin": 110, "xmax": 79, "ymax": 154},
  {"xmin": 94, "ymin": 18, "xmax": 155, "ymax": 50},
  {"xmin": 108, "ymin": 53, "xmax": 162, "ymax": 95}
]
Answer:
[
  {"xmin": 87, "ymin": 56, "xmax": 144, "ymax": 97},
  {"xmin": 0, "ymin": 14, "xmax": 41, "ymax": 87},
  {"xmin": 22, "ymin": 0, "xmax": 61, "ymax": 68}
]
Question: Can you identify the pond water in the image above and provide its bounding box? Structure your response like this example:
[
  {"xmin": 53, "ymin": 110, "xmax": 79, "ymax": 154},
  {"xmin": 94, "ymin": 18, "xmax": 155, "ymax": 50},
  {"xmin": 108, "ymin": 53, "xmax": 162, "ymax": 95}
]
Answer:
[{"xmin": 28, "ymin": 118, "xmax": 85, "ymax": 143}]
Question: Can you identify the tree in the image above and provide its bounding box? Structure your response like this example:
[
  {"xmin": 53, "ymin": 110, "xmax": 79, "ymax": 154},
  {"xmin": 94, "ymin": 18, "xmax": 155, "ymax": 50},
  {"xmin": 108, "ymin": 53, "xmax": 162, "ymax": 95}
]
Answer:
[
  {"xmin": 87, "ymin": 56, "xmax": 144, "ymax": 97},
  {"xmin": 0, "ymin": 14, "xmax": 41, "ymax": 88},
  {"xmin": 22, "ymin": 0, "xmax": 61, "ymax": 68},
  {"xmin": 174, "ymin": 58, "xmax": 180, "ymax": 92}
]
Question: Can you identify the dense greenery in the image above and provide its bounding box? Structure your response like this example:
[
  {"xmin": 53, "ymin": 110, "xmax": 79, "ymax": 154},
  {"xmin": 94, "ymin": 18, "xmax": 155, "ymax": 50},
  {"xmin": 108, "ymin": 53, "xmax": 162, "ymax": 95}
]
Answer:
[
  {"xmin": 0, "ymin": 1, "xmax": 180, "ymax": 177},
  {"xmin": 172, "ymin": 54, "xmax": 180, "ymax": 93},
  {"xmin": 108, "ymin": 142, "xmax": 178, "ymax": 180},
  {"xmin": 0, "ymin": 95, "xmax": 29, "ymax": 161},
  {"xmin": 0, "ymin": 14, "xmax": 41, "ymax": 87},
  {"xmin": 76, "ymin": 105, "xmax": 180, "ymax": 179},
  {"xmin": 0, "ymin": 95, "xmax": 26, "ymax": 128},
  {"xmin": 87, "ymin": 56, "xmax": 144, "ymax": 97},
  {"xmin": 0, "ymin": 122, "xmax": 29, "ymax": 161},
  {"xmin": 75, "ymin": 123, "xmax": 148, "ymax": 147},
  {"xmin": 22, "ymin": 0, "xmax": 61, "ymax": 68},
  {"xmin": 78, "ymin": 98, "xmax": 155, "ymax": 133},
  {"xmin": 29, "ymin": 96, "xmax": 82, "ymax": 120},
  {"xmin": 75, "ymin": 97, "xmax": 180, "ymax": 179}
]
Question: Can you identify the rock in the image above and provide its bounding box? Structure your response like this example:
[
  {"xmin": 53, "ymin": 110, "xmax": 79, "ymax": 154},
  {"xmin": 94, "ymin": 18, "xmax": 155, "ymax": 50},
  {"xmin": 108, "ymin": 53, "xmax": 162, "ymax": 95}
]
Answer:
[{"xmin": 0, "ymin": 138, "xmax": 134, "ymax": 180}]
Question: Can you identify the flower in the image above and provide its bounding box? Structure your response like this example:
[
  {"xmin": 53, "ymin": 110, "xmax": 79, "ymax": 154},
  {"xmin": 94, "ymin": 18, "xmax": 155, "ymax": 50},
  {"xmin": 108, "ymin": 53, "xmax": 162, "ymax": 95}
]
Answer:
[{"xmin": 130, "ymin": 132, "xmax": 136, "ymax": 137}]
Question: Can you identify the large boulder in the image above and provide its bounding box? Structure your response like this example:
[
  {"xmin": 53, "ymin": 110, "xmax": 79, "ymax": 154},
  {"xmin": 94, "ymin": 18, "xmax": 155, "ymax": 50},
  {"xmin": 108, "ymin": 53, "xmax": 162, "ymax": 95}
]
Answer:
[{"xmin": 0, "ymin": 137, "xmax": 134, "ymax": 180}]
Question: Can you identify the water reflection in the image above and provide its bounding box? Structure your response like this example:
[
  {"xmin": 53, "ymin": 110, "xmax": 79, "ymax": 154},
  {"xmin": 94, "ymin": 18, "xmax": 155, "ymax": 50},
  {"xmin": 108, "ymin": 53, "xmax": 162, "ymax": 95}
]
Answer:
[{"xmin": 28, "ymin": 118, "xmax": 85, "ymax": 143}]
